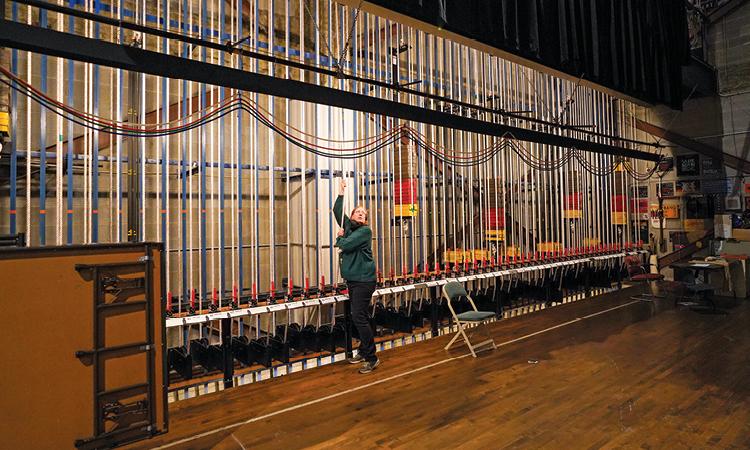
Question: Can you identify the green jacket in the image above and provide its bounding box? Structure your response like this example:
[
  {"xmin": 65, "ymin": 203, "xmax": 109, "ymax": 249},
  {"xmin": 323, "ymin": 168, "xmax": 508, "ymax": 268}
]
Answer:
[{"xmin": 333, "ymin": 195, "xmax": 376, "ymax": 282}]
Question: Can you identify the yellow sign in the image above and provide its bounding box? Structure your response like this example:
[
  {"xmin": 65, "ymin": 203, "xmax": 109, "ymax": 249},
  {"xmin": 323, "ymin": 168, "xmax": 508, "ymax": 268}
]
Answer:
[
  {"xmin": 537, "ymin": 242, "xmax": 561, "ymax": 252},
  {"xmin": 443, "ymin": 249, "xmax": 470, "ymax": 263},
  {"xmin": 471, "ymin": 249, "xmax": 489, "ymax": 261},
  {"xmin": 584, "ymin": 238, "xmax": 600, "ymax": 246},
  {"xmin": 505, "ymin": 246, "xmax": 521, "ymax": 258},
  {"xmin": 663, "ymin": 203, "xmax": 680, "ymax": 219},
  {"xmin": 394, "ymin": 204, "xmax": 418, "ymax": 217},
  {"xmin": 612, "ymin": 211, "xmax": 627, "ymax": 225},
  {"xmin": 443, "ymin": 249, "xmax": 489, "ymax": 263},
  {"xmin": 0, "ymin": 111, "xmax": 9, "ymax": 136},
  {"xmin": 485, "ymin": 229, "xmax": 505, "ymax": 241},
  {"xmin": 684, "ymin": 219, "xmax": 707, "ymax": 231},
  {"xmin": 563, "ymin": 210, "xmax": 582, "ymax": 219}
]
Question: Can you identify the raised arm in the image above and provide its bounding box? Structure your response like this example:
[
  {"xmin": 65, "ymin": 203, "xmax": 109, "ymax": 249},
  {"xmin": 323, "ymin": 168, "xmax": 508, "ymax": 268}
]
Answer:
[{"xmin": 333, "ymin": 179, "xmax": 349, "ymax": 228}]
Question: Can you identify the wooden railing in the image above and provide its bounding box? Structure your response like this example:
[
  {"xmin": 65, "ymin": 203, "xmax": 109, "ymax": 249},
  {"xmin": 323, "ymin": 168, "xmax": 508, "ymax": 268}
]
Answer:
[{"xmin": 657, "ymin": 229, "xmax": 714, "ymax": 270}]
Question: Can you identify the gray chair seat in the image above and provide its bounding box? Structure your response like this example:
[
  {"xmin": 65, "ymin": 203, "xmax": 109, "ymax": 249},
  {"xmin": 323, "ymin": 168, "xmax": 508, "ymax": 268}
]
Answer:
[{"xmin": 456, "ymin": 311, "xmax": 496, "ymax": 322}]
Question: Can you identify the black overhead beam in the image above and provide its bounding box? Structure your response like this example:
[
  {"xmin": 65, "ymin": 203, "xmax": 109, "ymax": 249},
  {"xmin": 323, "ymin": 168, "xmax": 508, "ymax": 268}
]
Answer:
[
  {"xmin": 10, "ymin": 0, "xmax": 659, "ymax": 150},
  {"xmin": 0, "ymin": 19, "xmax": 661, "ymax": 162}
]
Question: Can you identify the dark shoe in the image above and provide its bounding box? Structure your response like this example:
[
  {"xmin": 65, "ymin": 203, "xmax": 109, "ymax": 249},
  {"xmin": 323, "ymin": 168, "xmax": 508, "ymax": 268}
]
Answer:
[
  {"xmin": 358, "ymin": 358, "xmax": 380, "ymax": 374},
  {"xmin": 347, "ymin": 354, "xmax": 364, "ymax": 364}
]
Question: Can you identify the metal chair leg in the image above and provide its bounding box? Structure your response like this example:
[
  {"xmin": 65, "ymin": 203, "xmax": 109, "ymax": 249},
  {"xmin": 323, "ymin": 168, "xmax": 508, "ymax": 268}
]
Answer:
[
  {"xmin": 459, "ymin": 326, "xmax": 477, "ymax": 357},
  {"xmin": 444, "ymin": 326, "xmax": 463, "ymax": 350},
  {"xmin": 446, "ymin": 321, "xmax": 495, "ymax": 357}
]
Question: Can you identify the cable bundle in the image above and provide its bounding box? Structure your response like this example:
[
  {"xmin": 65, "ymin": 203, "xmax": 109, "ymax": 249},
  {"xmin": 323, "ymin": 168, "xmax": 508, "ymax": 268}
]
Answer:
[{"xmin": 0, "ymin": 64, "xmax": 658, "ymax": 179}]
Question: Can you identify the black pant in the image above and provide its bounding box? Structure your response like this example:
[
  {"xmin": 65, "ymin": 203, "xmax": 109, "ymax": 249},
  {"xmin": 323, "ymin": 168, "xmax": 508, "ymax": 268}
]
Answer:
[{"xmin": 348, "ymin": 281, "xmax": 377, "ymax": 363}]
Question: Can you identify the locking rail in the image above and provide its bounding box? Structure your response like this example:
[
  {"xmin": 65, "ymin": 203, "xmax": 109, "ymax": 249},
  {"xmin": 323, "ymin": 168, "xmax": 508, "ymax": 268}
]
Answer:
[{"xmin": 165, "ymin": 251, "xmax": 644, "ymax": 329}]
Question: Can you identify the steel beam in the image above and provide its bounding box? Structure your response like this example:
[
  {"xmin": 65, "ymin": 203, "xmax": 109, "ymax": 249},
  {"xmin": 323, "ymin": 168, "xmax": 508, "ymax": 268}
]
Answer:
[
  {"xmin": 0, "ymin": 19, "xmax": 661, "ymax": 162},
  {"xmin": 635, "ymin": 118, "xmax": 750, "ymax": 173}
]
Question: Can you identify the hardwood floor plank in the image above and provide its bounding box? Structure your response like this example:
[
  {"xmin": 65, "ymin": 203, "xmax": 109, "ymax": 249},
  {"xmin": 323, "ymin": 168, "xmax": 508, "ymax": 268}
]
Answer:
[{"xmin": 128, "ymin": 287, "xmax": 750, "ymax": 450}]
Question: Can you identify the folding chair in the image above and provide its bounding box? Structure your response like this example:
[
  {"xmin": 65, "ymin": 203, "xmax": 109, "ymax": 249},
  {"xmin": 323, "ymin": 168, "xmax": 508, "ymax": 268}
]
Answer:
[
  {"xmin": 442, "ymin": 281, "xmax": 497, "ymax": 357},
  {"xmin": 624, "ymin": 255, "xmax": 664, "ymax": 302}
]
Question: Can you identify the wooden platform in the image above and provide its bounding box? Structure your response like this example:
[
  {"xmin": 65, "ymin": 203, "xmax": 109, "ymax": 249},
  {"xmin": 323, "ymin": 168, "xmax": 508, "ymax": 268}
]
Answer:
[{"xmin": 129, "ymin": 287, "xmax": 750, "ymax": 449}]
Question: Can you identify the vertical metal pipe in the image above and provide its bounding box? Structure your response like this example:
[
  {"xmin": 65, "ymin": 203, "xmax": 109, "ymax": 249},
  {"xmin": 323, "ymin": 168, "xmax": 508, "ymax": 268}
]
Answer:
[
  {"xmin": 583, "ymin": 89, "xmax": 592, "ymax": 254},
  {"xmin": 395, "ymin": 24, "xmax": 404, "ymax": 278},
  {"xmin": 386, "ymin": 17, "xmax": 394, "ymax": 281},
  {"xmin": 373, "ymin": 14, "xmax": 383, "ymax": 281},
  {"xmin": 139, "ymin": 0, "xmax": 146, "ymax": 244},
  {"xmin": 236, "ymin": 0, "xmax": 245, "ymax": 301},
  {"xmin": 25, "ymin": 6, "xmax": 30, "ymax": 245},
  {"xmin": 127, "ymin": 65, "xmax": 138, "ymax": 241},
  {"xmin": 198, "ymin": 0, "xmax": 208, "ymax": 306},
  {"xmin": 459, "ymin": 46, "xmax": 467, "ymax": 271},
  {"xmin": 517, "ymin": 63, "xmax": 524, "ymax": 261},
  {"xmin": 562, "ymin": 95, "xmax": 569, "ymax": 255},
  {"xmin": 253, "ymin": 0, "xmax": 260, "ymax": 300},
  {"xmin": 268, "ymin": 0, "xmax": 277, "ymax": 296},
  {"xmin": 39, "ymin": 8, "xmax": 48, "ymax": 245},
  {"xmin": 179, "ymin": 0, "xmax": 188, "ymax": 307},
  {"xmin": 9, "ymin": 2, "xmax": 18, "ymax": 236},
  {"xmin": 229, "ymin": 5, "xmax": 237, "ymax": 309},
  {"xmin": 448, "ymin": 40, "xmax": 457, "ymax": 269},
  {"xmin": 546, "ymin": 74, "xmax": 553, "ymax": 254},
  {"xmin": 90, "ymin": 0, "xmax": 100, "ymax": 243},
  {"xmin": 439, "ymin": 36, "xmax": 448, "ymax": 272},
  {"xmin": 299, "ymin": 0, "xmax": 307, "ymax": 292},
  {"xmin": 54, "ymin": 4, "xmax": 62, "ymax": 246},
  {"xmin": 313, "ymin": 0, "xmax": 322, "ymax": 289},
  {"xmin": 209, "ymin": 2, "xmax": 217, "ymax": 304},
  {"xmin": 533, "ymin": 71, "xmax": 541, "ymax": 260},
  {"xmin": 218, "ymin": 0, "xmax": 227, "ymax": 303},
  {"xmin": 466, "ymin": 46, "xmax": 475, "ymax": 269},
  {"xmin": 338, "ymin": 2, "xmax": 347, "ymax": 284},
  {"xmin": 429, "ymin": 32, "xmax": 439, "ymax": 273},
  {"xmin": 498, "ymin": 60, "xmax": 505, "ymax": 264},
  {"xmin": 606, "ymin": 92, "xmax": 614, "ymax": 249},
  {"xmin": 416, "ymin": 28, "xmax": 427, "ymax": 275},
  {"xmin": 484, "ymin": 53, "xmax": 492, "ymax": 265},
  {"xmin": 114, "ymin": 0, "xmax": 122, "ymax": 244},
  {"xmin": 285, "ymin": 0, "xmax": 292, "ymax": 294},
  {"xmin": 162, "ymin": 0, "xmax": 171, "ymax": 295},
  {"xmin": 83, "ymin": 33, "xmax": 88, "ymax": 244},
  {"xmin": 505, "ymin": 60, "xmax": 514, "ymax": 262}
]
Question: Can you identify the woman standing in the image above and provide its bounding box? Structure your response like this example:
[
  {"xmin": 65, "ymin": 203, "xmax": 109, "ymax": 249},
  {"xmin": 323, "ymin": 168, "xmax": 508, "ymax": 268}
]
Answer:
[{"xmin": 334, "ymin": 179, "xmax": 379, "ymax": 373}]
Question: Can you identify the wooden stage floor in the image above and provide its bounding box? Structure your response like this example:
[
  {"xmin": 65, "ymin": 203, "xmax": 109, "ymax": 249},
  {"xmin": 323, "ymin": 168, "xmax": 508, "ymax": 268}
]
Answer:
[{"xmin": 130, "ymin": 287, "xmax": 750, "ymax": 449}]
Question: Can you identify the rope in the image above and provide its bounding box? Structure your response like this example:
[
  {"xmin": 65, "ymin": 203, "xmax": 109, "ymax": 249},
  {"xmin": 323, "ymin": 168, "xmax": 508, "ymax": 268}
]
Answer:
[{"xmin": 302, "ymin": 0, "xmax": 336, "ymax": 69}]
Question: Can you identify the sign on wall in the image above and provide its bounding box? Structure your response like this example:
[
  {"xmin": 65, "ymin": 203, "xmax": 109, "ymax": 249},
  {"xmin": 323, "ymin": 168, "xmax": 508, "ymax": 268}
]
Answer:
[
  {"xmin": 684, "ymin": 219, "xmax": 707, "ymax": 231},
  {"xmin": 676, "ymin": 180, "xmax": 701, "ymax": 195},
  {"xmin": 658, "ymin": 182, "xmax": 676, "ymax": 198},
  {"xmin": 701, "ymin": 157, "xmax": 722, "ymax": 177},
  {"xmin": 658, "ymin": 157, "xmax": 674, "ymax": 173},
  {"xmin": 663, "ymin": 203, "xmax": 680, "ymax": 219},
  {"xmin": 676, "ymin": 154, "xmax": 700, "ymax": 177}
]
